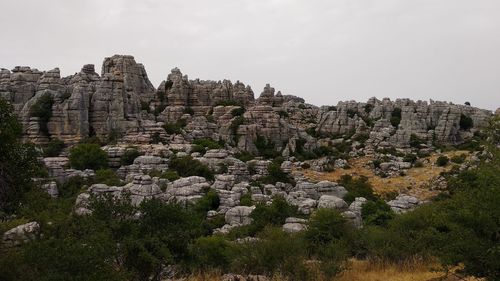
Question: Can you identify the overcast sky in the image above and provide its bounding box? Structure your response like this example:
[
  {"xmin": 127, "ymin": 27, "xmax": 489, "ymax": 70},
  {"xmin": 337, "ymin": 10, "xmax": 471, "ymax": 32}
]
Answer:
[{"xmin": 1, "ymin": 0, "xmax": 499, "ymax": 110}]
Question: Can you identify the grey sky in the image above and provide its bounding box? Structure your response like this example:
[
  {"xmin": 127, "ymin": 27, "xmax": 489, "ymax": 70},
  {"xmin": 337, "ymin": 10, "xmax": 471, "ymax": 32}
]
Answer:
[{"xmin": 1, "ymin": 0, "xmax": 499, "ymax": 110}]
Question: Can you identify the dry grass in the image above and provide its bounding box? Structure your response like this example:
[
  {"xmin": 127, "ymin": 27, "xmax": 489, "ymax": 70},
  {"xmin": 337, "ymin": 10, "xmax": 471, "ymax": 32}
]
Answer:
[
  {"xmin": 179, "ymin": 259, "xmax": 483, "ymax": 281},
  {"xmin": 299, "ymin": 151, "xmax": 471, "ymax": 201}
]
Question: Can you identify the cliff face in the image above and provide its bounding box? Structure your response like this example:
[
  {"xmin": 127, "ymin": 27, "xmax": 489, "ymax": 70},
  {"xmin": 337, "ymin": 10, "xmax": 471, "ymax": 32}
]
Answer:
[{"xmin": 0, "ymin": 54, "xmax": 492, "ymax": 149}]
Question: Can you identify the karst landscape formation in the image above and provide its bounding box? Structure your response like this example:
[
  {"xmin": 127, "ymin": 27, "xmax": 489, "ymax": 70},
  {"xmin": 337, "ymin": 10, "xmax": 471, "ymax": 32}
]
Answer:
[{"xmin": 0, "ymin": 55, "xmax": 499, "ymax": 281}]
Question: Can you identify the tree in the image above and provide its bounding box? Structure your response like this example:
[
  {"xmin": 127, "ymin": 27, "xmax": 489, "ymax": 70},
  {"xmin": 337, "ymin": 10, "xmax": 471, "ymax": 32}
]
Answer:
[
  {"xmin": 0, "ymin": 98, "xmax": 41, "ymax": 213},
  {"xmin": 69, "ymin": 143, "xmax": 108, "ymax": 170}
]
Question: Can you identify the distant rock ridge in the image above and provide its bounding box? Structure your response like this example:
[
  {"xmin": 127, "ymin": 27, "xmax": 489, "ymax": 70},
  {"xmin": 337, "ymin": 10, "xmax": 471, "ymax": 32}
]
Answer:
[{"xmin": 0, "ymin": 54, "xmax": 492, "ymax": 150}]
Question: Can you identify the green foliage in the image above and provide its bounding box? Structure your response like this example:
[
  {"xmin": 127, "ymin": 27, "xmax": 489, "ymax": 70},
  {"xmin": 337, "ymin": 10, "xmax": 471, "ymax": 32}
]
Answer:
[
  {"xmin": 189, "ymin": 236, "xmax": 234, "ymax": 271},
  {"xmin": 140, "ymin": 101, "xmax": 150, "ymax": 112},
  {"xmin": 69, "ymin": 143, "xmax": 108, "ymax": 170},
  {"xmin": 59, "ymin": 176, "xmax": 89, "ymax": 198},
  {"xmin": 459, "ymin": 113, "xmax": 473, "ymax": 130},
  {"xmin": 194, "ymin": 190, "xmax": 220, "ymax": 214},
  {"xmin": 29, "ymin": 93, "xmax": 54, "ymax": 135},
  {"xmin": 120, "ymin": 148, "xmax": 142, "ymax": 166},
  {"xmin": 409, "ymin": 134, "xmax": 425, "ymax": 148},
  {"xmin": 94, "ymin": 169, "xmax": 122, "ymax": 186},
  {"xmin": 305, "ymin": 208, "xmax": 351, "ymax": 247},
  {"xmin": 215, "ymin": 100, "xmax": 243, "ymax": 107},
  {"xmin": 0, "ymin": 99, "xmax": 41, "ymax": 213},
  {"xmin": 339, "ymin": 175, "xmax": 378, "ymax": 203},
  {"xmin": 169, "ymin": 155, "xmax": 214, "ymax": 181},
  {"xmin": 239, "ymin": 192, "xmax": 253, "ymax": 206},
  {"xmin": 262, "ymin": 159, "xmax": 294, "ymax": 185},
  {"xmin": 361, "ymin": 200, "xmax": 395, "ymax": 226},
  {"xmin": 192, "ymin": 138, "xmax": 223, "ymax": 155},
  {"xmin": 163, "ymin": 119, "xmax": 187, "ymax": 134},
  {"xmin": 346, "ymin": 109, "xmax": 357, "ymax": 118},
  {"xmin": 159, "ymin": 170, "xmax": 179, "ymax": 182},
  {"xmin": 43, "ymin": 138, "xmax": 65, "ymax": 157},
  {"xmin": 277, "ymin": 110, "xmax": 289, "ymax": 118},
  {"xmin": 250, "ymin": 196, "xmax": 298, "ymax": 233},
  {"xmin": 305, "ymin": 127, "xmax": 318, "ymax": 138},
  {"xmin": 364, "ymin": 103, "xmax": 374, "ymax": 113},
  {"xmin": 230, "ymin": 116, "xmax": 245, "ymax": 141},
  {"xmin": 254, "ymin": 136, "xmax": 280, "ymax": 159},
  {"xmin": 436, "ymin": 155, "xmax": 449, "ymax": 166},
  {"xmin": 390, "ymin": 107, "xmax": 402, "ymax": 127},
  {"xmin": 234, "ymin": 151, "xmax": 254, "ymax": 162},
  {"xmin": 450, "ymin": 154, "xmax": 466, "ymax": 164},
  {"xmin": 231, "ymin": 106, "xmax": 246, "ymax": 117}
]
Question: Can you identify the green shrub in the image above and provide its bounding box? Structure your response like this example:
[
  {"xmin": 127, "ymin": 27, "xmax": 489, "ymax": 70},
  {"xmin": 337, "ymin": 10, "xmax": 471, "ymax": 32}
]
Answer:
[
  {"xmin": 194, "ymin": 190, "xmax": 220, "ymax": 214},
  {"xmin": 234, "ymin": 151, "xmax": 254, "ymax": 162},
  {"xmin": 339, "ymin": 175, "xmax": 378, "ymax": 203},
  {"xmin": 450, "ymin": 154, "xmax": 466, "ymax": 164},
  {"xmin": 239, "ymin": 193, "xmax": 253, "ymax": 206},
  {"xmin": 255, "ymin": 136, "xmax": 280, "ymax": 159},
  {"xmin": 436, "ymin": 155, "xmax": 449, "ymax": 167},
  {"xmin": 364, "ymin": 104, "xmax": 374, "ymax": 113},
  {"xmin": 94, "ymin": 169, "xmax": 122, "ymax": 186},
  {"xmin": 120, "ymin": 148, "xmax": 142, "ymax": 166},
  {"xmin": 169, "ymin": 156, "xmax": 214, "ymax": 181},
  {"xmin": 230, "ymin": 116, "xmax": 245, "ymax": 141},
  {"xmin": 390, "ymin": 107, "xmax": 402, "ymax": 127},
  {"xmin": 409, "ymin": 134, "xmax": 425, "ymax": 148},
  {"xmin": 140, "ymin": 101, "xmax": 150, "ymax": 112},
  {"xmin": 44, "ymin": 138, "xmax": 65, "ymax": 157},
  {"xmin": 215, "ymin": 100, "xmax": 243, "ymax": 107},
  {"xmin": 159, "ymin": 170, "xmax": 179, "ymax": 182},
  {"xmin": 189, "ymin": 236, "xmax": 234, "ymax": 271},
  {"xmin": 459, "ymin": 114, "xmax": 473, "ymax": 130},
  {"xmin": 231, "ymin": 107, "xmax": 245, "ymax": 117},
  {"xmin": 163, "ymin": 119, "xmax": 187, "ymax": 134},
  {"xmin": 192, "ymin": 138, "xmax": 223, "ymax": 154},
  {"xmin": 59, "ymin": 176, "xmax": 88, "ymax": 198},
  {"xmin": 30, "ymin": 93, "xmax": 54, "ymax": 135},
  {"xmin": 69, "ymin": 143, "xmax": 108, "ymax": 170},
  {"xmin": 262, "ymin": 159, "xmax": 293, "ymax": 185},
  {"xmin": 361, "ymin": 200, "xmax": 395, "ymax": 226},
  {"xmin": 250, "ymin": 196, "xmax": 298, "ymax": 233},
  {"xmin": 346, "ymin": 109, "xmax": 357, "ymax": 118},
  {"xmin": 277, "ymin": 110, "xmax": 289, "ymax": 118},
  {"xmin": 150, "ymin": 132, "xmax": 162, "ymax": 144},
  {"xmin": 403, "ymin": 153, "xmax": 417, "ymax": 163},
  {"xmin": 305, "ymin": 208, "xmax": 351, "ymax": 248}
]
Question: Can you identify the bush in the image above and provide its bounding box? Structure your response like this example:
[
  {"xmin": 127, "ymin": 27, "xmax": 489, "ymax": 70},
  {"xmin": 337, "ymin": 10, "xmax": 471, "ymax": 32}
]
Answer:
[
  {"xmin": 59, "ymin": 176, "xmax": 89, "ymax": 198},
  {"xmin": 239, "ymin": 193, "xmax": 253, "ymax": 206},
  {"xmin": 250, "ymin": 196, "xmax": 298, "ymax": 233},
  {"xmin": 215, "ymin": 100, "xmax": 243, "ymax": 107},
  {"xmin": 436, "ymin": 155, "xmax": 449, "ymax": 167},
  {"xmin": 339, "ymin": 175, "xmax": 378, "ymax": 203},
  {"xmin": 230, "ymin": 116, "xmax": 245, "ymax": 141},
  {"xmin": 277, "ymin": 110, "xmax": 289, "ymax": 118},
  {"xmin": 231, "ymin": 107, "xmax": 245, "ymax": 117},
  {"xmin": 30, "ymin": 93, "xmax": 53, "ymax": 135},
  {"xmin": 390, "ymin": 107, "xmax": 402, "ymax": 127},
  {"xmin": 44, "ymin": 138, "xmax": 65, "ymax": 157},
  {"xmin": 94, "ymin": 169, "xmax": 122, "ymax": 186},
  {"xmin": 305, "ymin": 208, "xmax": 351, "ymax": 248},
  {"xmin": 361, "ymin": 200, "xmax": 395, "ymax": 226},
  {"xmin": 459, "ymin": 114, "xmax": 473, "ymax": 130},
  {"xmin": 450, "ymin": 154, "xmax": 466, "ymax": 164},
  {"xmin": 163, "ymin": 119, "xmax": 187, "ymax": 134},
  {"xmin": 159, "ymin": 170, "xmax": 179, "ymax": 182},
  {"xmin": 409, "ymin": 134, "xmax": 425, "ymax": 148},
  {"xmin": 189, "ymin": 236, "xmax": 234, "ymax": 271},
  {"xmin": 69, "ymin": 143, "xmax": 108, "ymax": 170},
  {"xmin": 234, "ymin": 151, "xmax": 254, "ymax": 162},
  {"xmin": 169, "ymin": 156, "xmax": 214, "ymax": 181},
  {"xmin": 254, "ymin": 136, "xmax": 280, "ymax": 159},
  {"xmin": 192, "ymin": 138, "xmax": 223, "ymax": 154},
  {"xmin": 120, "ymin": 148, "xmax": 142, "ymax": 166},
  {"xmin": 262, "ymin": 159, "xmax": 293, "ymax": 185}
]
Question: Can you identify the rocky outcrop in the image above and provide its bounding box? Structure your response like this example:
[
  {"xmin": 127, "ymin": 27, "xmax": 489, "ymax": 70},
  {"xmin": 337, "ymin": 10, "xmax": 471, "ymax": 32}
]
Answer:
[{"xmin": 2, "ymin": 222, "xmax": 40, "ymax": 247}]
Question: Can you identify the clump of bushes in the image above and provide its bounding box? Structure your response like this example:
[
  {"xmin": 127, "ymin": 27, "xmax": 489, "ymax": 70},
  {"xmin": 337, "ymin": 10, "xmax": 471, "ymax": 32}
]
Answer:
[
  {"xmin": 409, "ymin": 134, "xmax": 425, "ymax": 148},
  {"xmin": 262, "ymin": 158, "xmax": 294, "ymax": 185},
  {"xmin": 43, "ymin": 138, "xmax": 65, "ymax": 157},
  {"xmin": 94, "ymin": 168, "xmax": 122, "ymax": 186},
  {"xmin": 163, "ymin": 119, "xmax": 187, "ymax": 134},
  {"xmin": 339, "ymin": 175, "xmax": 378, "ymax": 203},
  {"xmin": 390, "ymin": 107, "xmax": 402, "ymax": 127},
  {"xmin": 436, "ymin": 155, "xmax": 449, "ymax": 167},
  {"xmin": 459, "ymin": 114, "xmax": 473, "ymax": 130},
  {"xmin": 120, "ymin": 148, "xmax": 142, "ymax": 166},
  {"xmin": 192, "ymin": 138, "xmax": 223, "ymax": 154},
  {"xmin": 450, "ymin": 154, "xmax": 466, "ymax": 164},
  {"xmin": 169, "ymin": 155, "xmax": 214, "ymax": 181},
  {"xmin": 234, "ymin": 151, "xmax": 254, "ymax": 162},
  {"xmin": 69, "ymin": 143, "xmax": 108, "ymax": 170},
  {"xmin": 30, "ymin": 93, "xmax": 54, "ymax": 135},
  {"xmin": 254, "ymin": 136, "xmax": 280, "ymax": 159},
  {"xmin": 231, "ymin": 107, "xmax": 245, "ymax": 117}
]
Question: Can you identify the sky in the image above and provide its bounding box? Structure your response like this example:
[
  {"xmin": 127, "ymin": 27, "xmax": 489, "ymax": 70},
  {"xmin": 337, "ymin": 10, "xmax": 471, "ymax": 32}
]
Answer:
[{"xmin": 0, "ymin": 0, "xmax": 499, "ymax": 110}]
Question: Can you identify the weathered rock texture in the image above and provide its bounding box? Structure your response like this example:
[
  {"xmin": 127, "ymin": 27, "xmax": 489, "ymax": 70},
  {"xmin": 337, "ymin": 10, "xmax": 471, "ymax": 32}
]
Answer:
[{"xmin": 1, "ymin": 55, "xmax": 491, "ymax": 149}]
